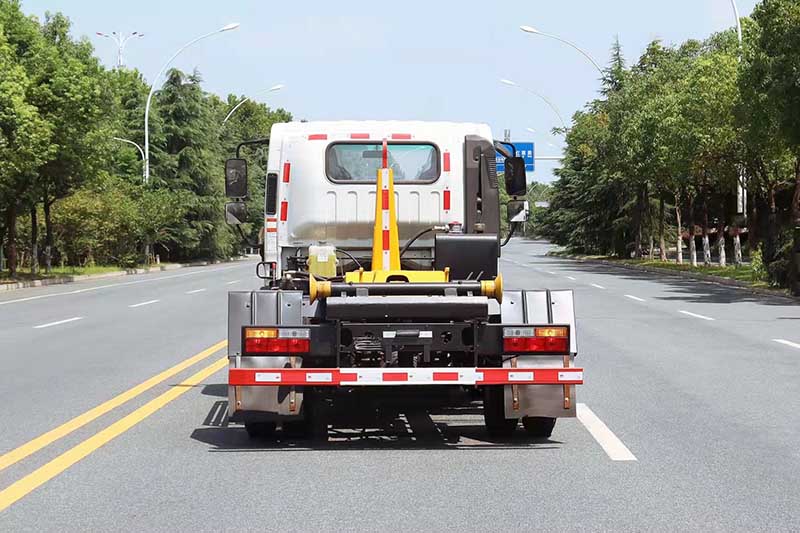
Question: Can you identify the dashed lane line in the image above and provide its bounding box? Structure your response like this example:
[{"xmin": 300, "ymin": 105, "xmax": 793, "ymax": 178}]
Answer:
[
  {"xmin": 186, "ymin": 289, "xmax": 207, "ymax": 294},
  {"xmin": 773, "ymin": 339, "xmax": 800, "ymax": 350},
  {"xmin": 679, "ymin": 310, "xmax": 715, "ymax": 321},
  {"xmin": 0, "ymin": 265, "xmax": 245, "ymax": 306},
  {"xmin": 566, "ymin": 276, "xmax": 577, "ymax": 281},
  {"xmin": 624, "ymin": 295, "xmax": 646, "ymax": 302},
  {"xmin": 591, "ymin": 283, "xmax": 606, "ymax": 289},
  {"xmin": 576, "ymin": 403, "xmax": 637, "ymax": 462},
  {"xmin": 32, "ymin": 317, "xmax": 84, "ymax": 329},
  {"xmin": 225, "ymin": 280, "xmax": 241, "ymax": 285},
  {"xmin": 128, "ymin": 299, "xmax": 160, "ymax": 308}
]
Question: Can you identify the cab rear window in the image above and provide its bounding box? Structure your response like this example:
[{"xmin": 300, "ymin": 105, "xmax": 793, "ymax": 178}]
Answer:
[{"xmin": 326, "ymin": 142, "xmax": 440, "ymax": 183}]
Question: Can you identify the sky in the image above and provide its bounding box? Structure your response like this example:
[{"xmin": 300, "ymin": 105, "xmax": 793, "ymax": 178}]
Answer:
[{"xmin": 21, "ymin": 0, "xmax": 759, "ymax": 183}]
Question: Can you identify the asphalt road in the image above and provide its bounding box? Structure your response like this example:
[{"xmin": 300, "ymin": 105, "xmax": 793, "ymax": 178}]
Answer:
[{"xmin": 1, "ymin": 240, "xmax": 799, "ymax": 532}]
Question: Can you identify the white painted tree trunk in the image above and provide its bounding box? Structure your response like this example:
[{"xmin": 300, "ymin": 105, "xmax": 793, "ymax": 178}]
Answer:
[
  {"xmin": 733, "ymin": 233, "xmax": 742, "ymax": 266},
  {"xmin": 717, "ymin": 233, "xmax": 727, "ymax": 267},
  {"xmin": 676, "ymin": 204, "xmax": 683, "ymax": 264},
  {"xmin": 702, "ymin": 235, "xmax": 711, "ymax": 265},
  {"xmin": 689, "ymin": 233, "xmax": 697, "ymax": 266}
]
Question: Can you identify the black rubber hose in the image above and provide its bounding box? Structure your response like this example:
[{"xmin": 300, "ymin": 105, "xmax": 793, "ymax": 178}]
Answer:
[
  {"xmin": 399, "ymin": 227, "xmax": 435, "ymax": 257},
  {"xmin": 335, "ymin": 248, "xmax": 363, "ymax": 269}
]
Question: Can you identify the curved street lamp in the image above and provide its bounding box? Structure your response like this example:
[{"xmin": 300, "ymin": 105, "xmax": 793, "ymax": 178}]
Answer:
[
  {"xmin": 144, "ymin": 23, "xmax": 240, "ymax": 184},
  {"xmin": 500, "ymin": 78, "xmax": 567, "ymax": 131},
  {"xmin": 112, "ymin": 137, "xmax": 146, "ymax": 180},
  {"xmin": 222, "ymin": 84, "xmax": 285, "ymax": 125},
  {"xmin": 520, "ymin": 25, "xmax": 604, "ymax": 75},
  {"xmin": 96, "ymin": 31, "xmax": 144, "ymax": 68},
  {"xmin": 730, "ymin": 0, "xmax": 743, "ymax": 46}
]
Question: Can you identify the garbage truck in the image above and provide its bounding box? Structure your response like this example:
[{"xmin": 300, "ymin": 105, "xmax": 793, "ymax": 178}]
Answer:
[{"xmin": 223, "ymin": 121, "xmax": 581, "ymax": 440}]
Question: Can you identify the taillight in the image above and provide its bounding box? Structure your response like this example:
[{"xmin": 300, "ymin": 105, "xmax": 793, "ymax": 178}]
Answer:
[
  {"xmin": 503, "ymin": 327, "xmax": 569, "ymax": 353},
  {"xmin": 244, "ymin": 328, "xmax": 310, "ymax": 354}
]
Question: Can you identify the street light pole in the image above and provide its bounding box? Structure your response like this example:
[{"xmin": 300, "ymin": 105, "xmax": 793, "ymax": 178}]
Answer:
[
  {"xmin": 95, "ymin": 31, "xmax": 144, "ymax": 68},
  {"xmin": 222, "ymin": 84, "xmax": 285, "ymax": 125},
  {"xmin": 112, "ymin": 137, "xmax": 146, "ymax": 181},
  {"xmin": 520, "ymin": 26, "xmax": 604, "ymax": 75},
  {"xmin": 500, "ymin": 78, "xmax": 568, "ymax": 131},
  {"xmin": 143, "ymin": 23, "xmax": 240, "ymax": 185},
  {"xmin": 730, "ymin": 0, "xmax": 743, "ymax": 47}
]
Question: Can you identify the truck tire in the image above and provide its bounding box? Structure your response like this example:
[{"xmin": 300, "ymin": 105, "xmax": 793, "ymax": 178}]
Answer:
[
  {"xmin": 483, "ymin": 385, "xmax": 518, "ymax": 438},
  {"xmin": 245, "ymin": 421, "xmax": 277, "ymax": 439},
  {"xmin": 283, "ymin": 394, "xmax": 328, "ymax": 441},
  {"xmin": 522, "ymin": 416, "xmax": 556, "ymax": 439}
]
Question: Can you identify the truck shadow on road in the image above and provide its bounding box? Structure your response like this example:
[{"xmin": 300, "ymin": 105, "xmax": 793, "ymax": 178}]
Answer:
[{"xmin": 190, "ymin": 399, "xmax": 563, "ymax": 452}]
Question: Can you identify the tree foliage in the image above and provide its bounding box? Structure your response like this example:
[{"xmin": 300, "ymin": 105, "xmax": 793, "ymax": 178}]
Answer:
[
  {"xmin": 542, "ymin": 6, "xmax": 800, "ymax": 292},
  {"xmin": 0, "ymin": 1, "xmax": 292, "ymax": 276}
]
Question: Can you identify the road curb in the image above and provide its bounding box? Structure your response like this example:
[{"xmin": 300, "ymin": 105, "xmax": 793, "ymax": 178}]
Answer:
[
  {"xmin": 0, "ymin": 257, "xmax": 251, "ymax": 292},
  {"xmin": 551, "ymin": 253, "xmax": 799, "ymax": 302}
]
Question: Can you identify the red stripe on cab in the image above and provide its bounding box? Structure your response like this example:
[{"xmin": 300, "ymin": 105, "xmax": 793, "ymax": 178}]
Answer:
[
  {"xmin": 282, "ymin": 162, "xmax": 291, "ymax": 183},
  {"xmin": 280, "ymin": 201, "xmax": 288, "ymax": 221},
  {"xmin": 308, "ymin": 134, "xmax": 328, "ymax": 140},
  {"xmin": 391, "ymin": 133, "xmax": 411, "ymax": 140},
  {"xmin": 350, "ymin": 133, "xmax": 370, "ymax": 139},
  {"xmin": 443, "ymin": 190, "xmax": 451, "ymax": 211},
  {"xmin": 443, "ymin": 152, "xmax": 450, "ymax": 172}
]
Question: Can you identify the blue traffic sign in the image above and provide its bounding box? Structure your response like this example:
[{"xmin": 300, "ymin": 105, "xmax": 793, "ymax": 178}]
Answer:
[{"xmin": 496, "ymin": 142, "xmax": 535, "ymax": 173}]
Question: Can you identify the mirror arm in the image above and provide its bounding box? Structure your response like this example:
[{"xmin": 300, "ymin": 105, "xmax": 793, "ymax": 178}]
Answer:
[
  {"xmin": 236, "ymin": 137, "xmax": 270, "ymax": 158},
  {"xmin": 501, "ymin": 222, "xmax": 518, "ymax": 247}
]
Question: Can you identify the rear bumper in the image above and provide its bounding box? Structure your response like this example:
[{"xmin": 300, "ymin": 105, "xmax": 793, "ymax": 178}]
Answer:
[{"xmin": 229, "ymin": 366, "xmax": 584, "ymax": 386}]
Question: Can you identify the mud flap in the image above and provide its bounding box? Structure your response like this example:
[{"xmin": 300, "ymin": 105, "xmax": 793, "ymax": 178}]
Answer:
[
  {"xmin": 500, "ymin": 290, "xmax": 578, "ymax": 419},
  {"xmin": 228, "ymin": 290, "xmax": 305, "ymax": 421}
]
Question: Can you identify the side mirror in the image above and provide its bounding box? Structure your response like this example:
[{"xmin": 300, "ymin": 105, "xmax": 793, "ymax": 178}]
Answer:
[
  {"xmin": 503, "ymin": 156, "xmax": 527, "ymax": 196},
  {"xmin": 225, "ymin": 158, "xmax": 248, "ymax": 198},
  {"xmin": 507, "ymin": 200, "xmax": 529, "ymax": 223},
  {"xmin": 225, "ymin": 201, "xmax": 248, "ymax": 225}
]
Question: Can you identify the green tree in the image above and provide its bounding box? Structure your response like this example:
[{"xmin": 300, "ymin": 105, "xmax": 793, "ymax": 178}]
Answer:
[{"xmin": 751, "ymin": 0, "xmax": 800, "ymax": 294}]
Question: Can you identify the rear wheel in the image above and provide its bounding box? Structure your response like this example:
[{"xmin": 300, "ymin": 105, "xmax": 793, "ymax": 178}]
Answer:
[
  {"xmin": 283, "ymin": 393, "xmax": 328, "ymax": 441},
  {"xmin": 244, "ymin": 421, "xmax": 277, "ymax": 439},
  {"xmin": 483, "ymin": 386, "xmax": 518, "ymax": 438},
  {"xmin": 522, "ymin": 416, "xmax": 556, "ymax": 439}
]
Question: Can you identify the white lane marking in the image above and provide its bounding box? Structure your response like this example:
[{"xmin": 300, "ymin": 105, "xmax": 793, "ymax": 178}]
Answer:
[
  {"xmin": 225, "ymin": 280, "xmax": 241, "ymax": 285},
  {"xmin": 679, "ymin": 310, "xmax": 715, "ymax": 321},
  {"xmin": 625, "ymin": 294, "xmax": 646, "ymax": 302},
  {"xmin": 591, "ymin": 283, "xmax": 606, "ymax": 289},
  {"xmin": 129, "ymin": 299, "xmax": 160, "ymax": 308},
  {"xmin": 186, "ymin": 289, "xmax": 207, "ymax": 294},
  {"xmin": 773, "ymin": 339, "xmax": 800, "ymax": 350},
  {"xmin": 546, "ymin": 271, "xmax": 556, "ymax": 275},
  {"xmin": 566, "ymin": 276, "xmax": 577, "ymax": 281},
  {"xmin": 576, "ymin": 403, "xmax": 637, "ymax": 462},
  {"xmin": 0, "ymin": 265, "xmax": 245, "ymax": 306},
  {"xmin": 33, "ymin": 316, "xmax": 84, "ymax": 329}
]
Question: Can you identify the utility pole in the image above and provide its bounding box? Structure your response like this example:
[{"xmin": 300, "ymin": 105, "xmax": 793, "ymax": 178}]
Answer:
[{"xmin": 95, "ymin": 31, "xmax": 144, "ymax": 68}]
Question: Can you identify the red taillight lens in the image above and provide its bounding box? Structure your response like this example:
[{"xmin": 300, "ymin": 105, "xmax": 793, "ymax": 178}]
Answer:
[
  {"xmin": 503, "ymin": 336, "xmax": 569, "ymax": 353},
  {"xmin": 245, "ymin": 337, "xmax": 310, "ymax": 354}
]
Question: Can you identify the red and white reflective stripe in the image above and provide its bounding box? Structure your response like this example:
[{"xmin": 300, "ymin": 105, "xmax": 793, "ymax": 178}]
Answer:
[
  {"xmin": 350, "ymin": 133, "xmax": 370, "ymax": 139},
  {"xmin": 307, "ymin": 133, "xmax": 327, "ymax": 140},
  {"xmin": 391, "ymin": 133, "xmax": 411, "ymax": 140},
  {"xmin": 443, "ymin": 151, "xmax": 451, "ymax": 172},
  {"xmin": 265, "ymin": 217, "xmax": 278, "ymax": 233},
  {"xmin": 380, "ymin": 168, "xmax": 391, "ymax": 269},
  {"xmin": 280, "ymin": 201, "xmax": 288, "ymax": 222},
  {"xmin": 229, "ymin": 367, "xmax": 584, "ymax": 386},
  {"xmin": 282, "ymin": 162, "xmax": 291, "ymax": 183}
]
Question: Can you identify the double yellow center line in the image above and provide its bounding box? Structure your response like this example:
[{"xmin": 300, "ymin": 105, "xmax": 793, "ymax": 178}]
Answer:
[{"xmin": 0, "ymin": 340, "xmax": 228, "ymax": 512}]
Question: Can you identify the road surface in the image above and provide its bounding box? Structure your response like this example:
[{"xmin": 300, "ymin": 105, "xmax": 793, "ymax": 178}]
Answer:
[{"xmin": 1, "ymin": 240, "xmax": 799, "ymax": 531}]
